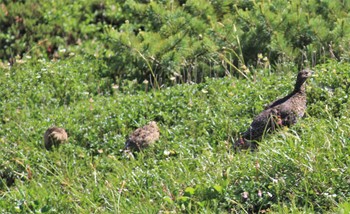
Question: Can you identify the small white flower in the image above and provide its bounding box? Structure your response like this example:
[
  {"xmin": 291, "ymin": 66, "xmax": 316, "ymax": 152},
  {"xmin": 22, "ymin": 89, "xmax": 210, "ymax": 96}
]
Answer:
[{"xmin": 242, "ymin": 191, "xmax": 249, "ymax": 199}]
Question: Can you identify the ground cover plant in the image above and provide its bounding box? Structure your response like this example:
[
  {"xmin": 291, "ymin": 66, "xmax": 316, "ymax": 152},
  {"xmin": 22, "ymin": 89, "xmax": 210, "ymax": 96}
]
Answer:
[
  {"xmin": 1, "ymin": 0, "xmax": 350, "ymax": 213},
  {"xmin": 1, "ymin": 58, "xmax": 349, "ymax": 212}
]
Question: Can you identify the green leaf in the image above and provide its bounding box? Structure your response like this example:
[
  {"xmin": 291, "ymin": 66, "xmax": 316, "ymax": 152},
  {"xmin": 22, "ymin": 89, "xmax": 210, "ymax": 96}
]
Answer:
[
  {"xmin": 185, "ymin": 187, "xmax": 196, "ymax": 195},
  {"xmin": 177, "ymin": 196, "xmax": 190, "ymax": 202},
  {"xmin": 213, "ymin": 184, "xmax": 223, "ymax": 194},
  {"xmin": 163, "ymin": 196, "xmax": 173, "ymax": 204}
]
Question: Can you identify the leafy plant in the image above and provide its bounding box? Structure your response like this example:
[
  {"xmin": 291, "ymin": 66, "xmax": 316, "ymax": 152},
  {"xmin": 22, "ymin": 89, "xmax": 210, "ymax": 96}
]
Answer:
[{"xmin": 1, "ymin": 59, "xmax": 349, "ymax": 212}]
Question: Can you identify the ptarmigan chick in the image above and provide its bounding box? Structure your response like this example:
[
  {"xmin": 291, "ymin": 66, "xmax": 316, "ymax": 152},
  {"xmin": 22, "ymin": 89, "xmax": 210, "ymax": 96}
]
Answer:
[
  {"xmin": 125, "ymin": 121, "xmax": 160, "ymax": 151},
  {"xmin": 44, "ymin": 127, "xmax": 68, "ymax": 150}
]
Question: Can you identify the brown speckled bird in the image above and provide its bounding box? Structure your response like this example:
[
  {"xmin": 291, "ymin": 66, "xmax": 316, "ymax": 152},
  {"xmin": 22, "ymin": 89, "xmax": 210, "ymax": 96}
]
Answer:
[
  {"xmin": 125, "ymin": 121, "xmax": 159, "ymax": 151},
  {"xmin": 124, "ymin": 121, "xmax": 160, "ymax": 151},
  {"xmin": 235, "ymin": 69, "xmax": 313, "ymax": 151},
  {"xmin": 0, "ymin": 168, "xmax": 15, "ymax": 187},
  {"xmin": 44, "ymin": 127, "xmax": 68, "ymax": 150}
]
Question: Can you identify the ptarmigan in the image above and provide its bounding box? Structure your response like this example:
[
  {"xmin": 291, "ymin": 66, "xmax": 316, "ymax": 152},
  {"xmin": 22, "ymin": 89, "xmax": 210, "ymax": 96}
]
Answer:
[
  {"xmin": 124, "ymin": 121, "xmax": 160, "ymax": 151},
  {"xmin": 44, "ymin": 127, "xmax": 68, "ymax": 150},
  {"xmin": 234, "ymin": 69, "xmax": 313, "ymax": 151}
]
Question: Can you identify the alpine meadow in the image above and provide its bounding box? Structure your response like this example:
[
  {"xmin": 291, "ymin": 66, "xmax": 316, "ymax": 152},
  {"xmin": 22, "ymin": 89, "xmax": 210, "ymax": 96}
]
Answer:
[{"xmin": 0, "ymin": 0, "xmax": 349, "ymax": 213}]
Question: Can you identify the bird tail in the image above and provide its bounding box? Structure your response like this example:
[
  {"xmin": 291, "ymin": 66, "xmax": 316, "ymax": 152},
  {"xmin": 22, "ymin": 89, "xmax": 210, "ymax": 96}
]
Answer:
[
  {"xmin": 233, "ymin": 137, "xmax": 258, "ymax": 152},
  {"xmin": 124, "ymin": 140, "xmax": 131, "ymax": 150}
]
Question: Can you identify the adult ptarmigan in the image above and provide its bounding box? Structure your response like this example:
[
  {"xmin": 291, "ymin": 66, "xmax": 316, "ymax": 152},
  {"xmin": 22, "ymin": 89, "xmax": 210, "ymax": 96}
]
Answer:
[{"xmin": 234, "ymin": 69, "xmax": 313, "ymax": 151}]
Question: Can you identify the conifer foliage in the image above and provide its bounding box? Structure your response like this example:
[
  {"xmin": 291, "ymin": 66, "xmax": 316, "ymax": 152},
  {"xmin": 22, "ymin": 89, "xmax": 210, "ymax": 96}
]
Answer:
[
  {"xmin": 1, "ymin": 0, "xmax": 350, "ymax": 85},
  {"xmin": 105, "ymin": 0, "xmax": 350, "ymax": 85}
]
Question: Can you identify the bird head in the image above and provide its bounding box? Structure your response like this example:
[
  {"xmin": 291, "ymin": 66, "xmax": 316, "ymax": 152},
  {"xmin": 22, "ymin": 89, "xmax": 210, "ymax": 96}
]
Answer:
[
  {"xmin": 294, "ymin": 69, "xmax": 314, "ymax": 91},
  {"xmin": 297, "ymin": 69, "xmax": 313, "ymax": 81},
  {"xmin": 148, "ymin": 121, "xmax": 158, "ymax": 129}
]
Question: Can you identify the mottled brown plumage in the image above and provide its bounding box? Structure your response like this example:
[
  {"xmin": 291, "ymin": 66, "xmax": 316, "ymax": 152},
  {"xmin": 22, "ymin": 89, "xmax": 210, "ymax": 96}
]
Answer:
[
  {"xmin": 0, "ymin": 168, "xmax": 15, "ymax": 187},
  {"xmin": 125, "ymin": 121, "xmax": 160, "ymax": 151},
  {"xmin": 235, "ymin": 69, "xmax": 313, "ymax": 151},
  {"xmin": 44, "ymin": 127, "xmax": 68, "ymax": 150}
]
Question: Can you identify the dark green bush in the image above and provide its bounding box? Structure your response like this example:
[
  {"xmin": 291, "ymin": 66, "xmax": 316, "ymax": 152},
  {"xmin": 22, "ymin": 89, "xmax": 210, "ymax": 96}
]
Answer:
[
  {"xmin": 104, "ymin": 0, "xmax": 350, "ymax": 85},
  {"xmin": 2, "ymin": 0, "xmax": 350, "ymax": 86},
  {"xmin": 0, "ymin": 0, "xmax": 122, "ymax": 60},
  {"xmin": 308, "ymin": 60, "xmax": 350, "ymax": 118}
]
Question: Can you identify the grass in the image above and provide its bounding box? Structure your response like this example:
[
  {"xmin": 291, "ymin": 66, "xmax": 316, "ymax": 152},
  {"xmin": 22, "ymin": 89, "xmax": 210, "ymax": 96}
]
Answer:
[{"xmin": 0, "ymin": 58, "xmax": 349, "ymax": 213}]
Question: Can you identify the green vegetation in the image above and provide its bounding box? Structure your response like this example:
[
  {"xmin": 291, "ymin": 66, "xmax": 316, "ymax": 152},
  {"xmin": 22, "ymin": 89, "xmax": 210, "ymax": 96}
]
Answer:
[
  {"xmin": 2, "ymin": 0, "xmax": 350, "ymax": 84},
  {"xmin": 1, "ymin": 0, "xmax": 349, "ymax": 213}
]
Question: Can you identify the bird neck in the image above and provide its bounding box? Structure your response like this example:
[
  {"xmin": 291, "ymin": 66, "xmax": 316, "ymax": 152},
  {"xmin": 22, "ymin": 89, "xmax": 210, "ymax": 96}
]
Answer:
[{"xmin": 293, "ymin": 80, "xmax": 306, "ymax": 94}]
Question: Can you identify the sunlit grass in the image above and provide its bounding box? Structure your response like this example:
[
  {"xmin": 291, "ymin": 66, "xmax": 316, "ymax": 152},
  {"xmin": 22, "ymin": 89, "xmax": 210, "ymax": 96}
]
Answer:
[{"xmin": 1, "ymin": 60, "xmax": 349, "ymax": 213}]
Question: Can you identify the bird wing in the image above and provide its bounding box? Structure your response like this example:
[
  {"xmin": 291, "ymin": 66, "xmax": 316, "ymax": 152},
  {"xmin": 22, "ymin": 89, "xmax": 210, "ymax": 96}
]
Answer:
[{"xmin": 243, "ymin": 108, "xmax": 280, "ymax": 141}]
